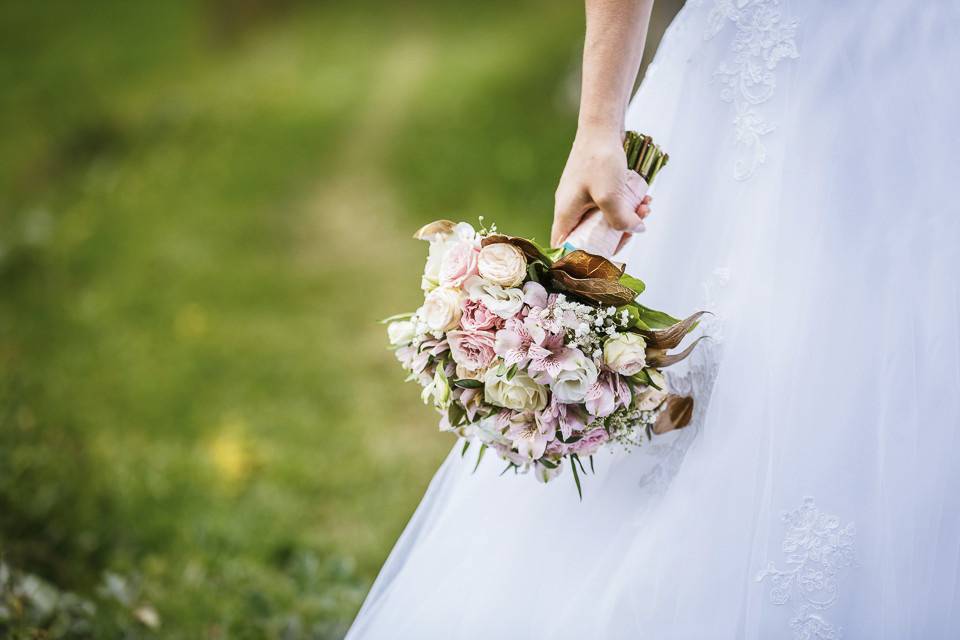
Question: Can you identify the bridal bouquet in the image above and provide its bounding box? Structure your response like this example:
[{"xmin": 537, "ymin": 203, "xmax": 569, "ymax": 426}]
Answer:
[{"xmin": 386, "ymin": 134, "xmax": 701, "ymax": 496}]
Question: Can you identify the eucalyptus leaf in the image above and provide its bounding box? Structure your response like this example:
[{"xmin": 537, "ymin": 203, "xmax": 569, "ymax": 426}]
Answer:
[
  {"xmin": 539, "ymin": 458, "xmax": 558, "ymax": 469},
  {"xmin": 453, "ymin": 378, "xmax": 483, "ymax": 389}
]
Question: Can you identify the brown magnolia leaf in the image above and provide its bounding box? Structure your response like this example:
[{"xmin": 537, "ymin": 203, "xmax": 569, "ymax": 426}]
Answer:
[
  {"xmin": 652, "ymin": 395, "xmax": 694, "ymax": 435},
  {"xmin": 481, "ymin": 234, "xmax": 551, "ymax": 263},
  {"xmin": 642, "ymin": 311, "xmax": 710, "ymax": 350},
  {"xmin": 645, "ymin": 336, "xmax": 708, "ymax": 368},
  {"xmin": 413, "ymin": 220, "xmax": 457, "ymax": 240},
  {"xmin": 548, "ymin": 269, "xmax": 637, "ymax": 305},
  {"xmin": 551, "ymin": 249, "xmax": 624, "ymax": 280}
]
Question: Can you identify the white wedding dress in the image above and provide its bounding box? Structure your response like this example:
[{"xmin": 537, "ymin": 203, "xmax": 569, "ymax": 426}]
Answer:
[{"xmin": 347, "ymin": 2, "xmax": 960, "ymax": 638}]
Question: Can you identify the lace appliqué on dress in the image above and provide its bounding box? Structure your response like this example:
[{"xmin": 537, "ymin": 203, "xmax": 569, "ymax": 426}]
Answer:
[
  {"xmin": 756, "ymin": 497, "xmax": 857, "ymax": 640},
  {"xmin": 703, "ymin": 0, "xmax": 799, "ymax": 180}
]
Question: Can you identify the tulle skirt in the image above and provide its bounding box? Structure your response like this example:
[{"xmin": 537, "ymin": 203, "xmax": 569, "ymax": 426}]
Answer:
[{"xmin": 347, "ymin": 1, "xmax": 960, "ymax": 637}]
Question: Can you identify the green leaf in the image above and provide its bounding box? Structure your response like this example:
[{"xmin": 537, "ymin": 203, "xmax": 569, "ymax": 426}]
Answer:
[
  {"xmin": 528, "ymin": 237, "xmax": 563, "ymax": 263},
  {"xmin": 505, "ymin": 363, "xmax": 518, "ymax": 381},
  {"xmin": 572, "ymin": 453, "xmax": 587, "ymax": 475},
  {"xmin": 453, "ymin": 378, "xmax": 483, "ymax": 389},
  {"xmin": 500, "ymin": 462, "xmax": 516, "ymax": 476},
  {"xmin": 448, "ymin": 402, "xmax": 465, "ymax": 428},
  {"xmin": 379, "ymin": 312, "xmax": 415, "ymax": 324},
  {"xmin": 472, "ymin": 444, "xmax": 487, "ymax": 473},
  {"xmin": 461, "ymin": 439, "xmax": 471, "ymax": 457},
  {"xmin": 616, "ymin": 304, "xmax": 651, "ymax": 330},
  {"xmin": 570, "ymin": 457, "xmax": 583, "ymax": 501},
  {"xmin": 618, "ymin": 273, "xmax": 646, "ymax": 296},
  {"xmin": 589, "ymin": 455, "xmax": 595, "ymax": 474},
  {"xmin": 636, "ymin": 304, "xmax": 681, "ymax": 330},
  {"xmin": 643, "ymin": 367, "xmax": 663, "ymax": 390},
  {"xmin": 538, "ymin": 458, "xmax": 558, "ymax": 469}
]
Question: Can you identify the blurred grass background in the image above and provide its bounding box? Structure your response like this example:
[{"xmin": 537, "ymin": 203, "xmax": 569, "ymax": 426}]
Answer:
[{"xmin": 0, "ymin": 0, "xmax": 680, "ymax": 637}]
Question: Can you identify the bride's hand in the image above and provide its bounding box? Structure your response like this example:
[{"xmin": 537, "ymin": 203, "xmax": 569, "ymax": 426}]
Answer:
[{"xmin": 551, "ymin": 130, "xmax": 652, "ymax": 247}]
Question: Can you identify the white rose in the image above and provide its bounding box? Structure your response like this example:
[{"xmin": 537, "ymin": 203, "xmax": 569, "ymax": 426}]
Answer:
[
  {"xmin": 478, "ymin": 242, "xmax": 527, "ymax": 287},
  {"xmin": 421, "ymin": 240, "xmax": 450, "ymax": 291},
  {"xmin": 465, "ymin": 275, "xmax": 524, "ymax": 319},
  {"xmin": 483, "ymin": 368, "xmax": 548, "ymax": 412},
  {"xmin": 420, "ymin": 287, "xmax": 463, "ymax": 332},
  {"xmin": 550, "ymin": 350, "xmax": 599, "ymax": 403},
  {"xmin": 603, "ymin": 332, "xmax": 647, "ymax": 376},
  {"xmin": 387, "ymin": 320, "xmax": 416, "ymax": 346}
]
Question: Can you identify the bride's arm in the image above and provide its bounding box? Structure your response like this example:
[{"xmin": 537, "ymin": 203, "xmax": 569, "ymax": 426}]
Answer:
[{"xmin": 551, "ymin": 0, "xmax": 655, "ymax": 247}]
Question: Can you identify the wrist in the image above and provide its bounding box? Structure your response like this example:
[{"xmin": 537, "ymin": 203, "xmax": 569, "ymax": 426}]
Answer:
[{"xmin": 575, "ymin": 114, "xmax": 623, "ymax": 143}]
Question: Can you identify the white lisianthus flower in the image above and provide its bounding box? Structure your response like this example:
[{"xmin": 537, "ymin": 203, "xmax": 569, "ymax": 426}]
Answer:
[
  {"xmin": 421, "ymin": 368, "xmax": 452, "ymax": 409},
  {"xmin": 387, "ymin": 319, "xmax": 416, "ymax": 346},
  {"xmin": 483, "ymin": 368, "xmax": 548, "ymax": 412},
  {"xmin": 420, "ymin": 287, "xmax": 463, "ymax": 332},
  {"xmin": 465, "ymin": 275, "xmax": 524, "ymax": 319},
  {"xmin": 477, "ymin": 242, "xmax": 527, "ymax": 287},
  {"xmin": 550, "ymin": 350, "xmax": 599, "ymax": 403},
  {"xmin": 603, "ymin": 332, "xmax": 648, "ymax": 375},
  {"xmin": 420, "ymin": 223, "xmax": 479, "ymax": 291}
]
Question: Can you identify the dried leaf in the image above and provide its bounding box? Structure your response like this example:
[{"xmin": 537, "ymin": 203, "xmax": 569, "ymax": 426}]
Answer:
[
  {"xmin": 551, "ymin": 249, "xmax": 624, "ymax": 280},
  {"xmin": 642, "ymin": 311, "xmax": 709, "ymax": 350},
  {"xmin": 645, "ymin": 336, "xmax": 708, "ymax": 368},
  {"xmin": 413, "ymin": 220, "xmax": 457, "ymax": 240},
  {"xmin": 481, "ymin": 234, "xmax": 553, "ymax": 263},
  {"xmin": 549, "ymin": 269, "xmax": 638, "ymax": 305},
  {"xmin": 652, "ymin": 395, "xmax": 694, "ymax": 434}
]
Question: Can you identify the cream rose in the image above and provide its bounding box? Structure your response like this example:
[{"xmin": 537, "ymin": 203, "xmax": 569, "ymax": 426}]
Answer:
[
  {"xmin": 603, "ymin": 332, "xmax": 648, "ymax": 376},
  {"xmin": 550, "ymin": 350, "xmax": 599, "ymax": 403},
  {"xmin": 483, "ymin": 368, "xmax": 548, "ymax": 412},
  {"xmin": 420, "ymin": 287, "xmax": 463, "ymax": 332},
  {"xmin": 464, "ymin": 275, "xmax": 524, "ymax": 319},
  {"xmin": 387, "ymin": 319, "xmax": 416, "ymax": 346},
  {"xmin": 478, "ymin": 242, "xmax": 527, "ymax": 287}
]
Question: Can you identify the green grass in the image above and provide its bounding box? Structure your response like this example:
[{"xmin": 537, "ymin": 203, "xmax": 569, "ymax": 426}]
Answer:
[
  {"xmin": 0, "ymin": 0, "xmax": 681, "ymax": 635},
  {"xmin": 0, "ymin": 1, "xmax": 586, "ymax": 637}
]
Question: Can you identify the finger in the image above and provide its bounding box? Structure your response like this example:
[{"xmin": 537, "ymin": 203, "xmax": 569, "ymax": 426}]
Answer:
[
  {"xmin": 637, "ymin": 204, "xmax": 651, "ymax": 219},
  {"xmin": 641, "ymin": 194, "xmax": 652, "ymax": 204},
  {"xmin": 595, "ymin": 190, "xmax": 645, "ymax": 233},
  {"xmin": 552, "ymin": 188, "xmax": 590, "ymax": 246}
]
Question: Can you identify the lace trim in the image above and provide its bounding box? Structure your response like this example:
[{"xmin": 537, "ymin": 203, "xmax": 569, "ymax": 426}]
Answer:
[
  {"xmin": 703, "ymin": 0, "xmax": 799, "ymax": 180},
  {"xmin": 756, "ymin": 497, "xmax": 857, "ymax": 639}
]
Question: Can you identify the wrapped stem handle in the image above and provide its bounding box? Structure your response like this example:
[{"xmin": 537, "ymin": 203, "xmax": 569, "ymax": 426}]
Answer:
[{"xmin": 563, "ymin": 131, "xmax": 669, "ymax": 258}]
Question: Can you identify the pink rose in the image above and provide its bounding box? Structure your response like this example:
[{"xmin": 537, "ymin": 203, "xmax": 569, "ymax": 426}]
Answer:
[
  {"xmin": 460, "ymin": 298, "xmax": 502, "ymax": 331},
  {"xmin": 447, "ymin": 329, "xmax": 496, "ymax": 371},
  {"xmin": 439, "ymin": 241, "xmax": 479, "ymax": 286}
]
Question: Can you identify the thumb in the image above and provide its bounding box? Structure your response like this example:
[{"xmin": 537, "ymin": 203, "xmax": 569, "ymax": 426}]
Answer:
[{"xmin": 552, "ymin": 187, "xmax": 590, "ymax": 247}]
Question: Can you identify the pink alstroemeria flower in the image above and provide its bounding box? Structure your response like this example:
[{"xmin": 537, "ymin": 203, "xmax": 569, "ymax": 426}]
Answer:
[
  {"xmin": 494, "ymin": 317, "xmax": 535, "ymax": 366},
  {"xmin": 585, "ymin": 371, "xmax": 633, "ymax": 417},
  {"xmin": 537, "ymin": 396, "xmax": 587, "ymax": 440},
  {"xmin": 507, "ymin": 412, "xmax": 555, "ymax": 460},
  {"xmin": 527, "ymin": 332, "xmax": 580, "ymax": 381}
]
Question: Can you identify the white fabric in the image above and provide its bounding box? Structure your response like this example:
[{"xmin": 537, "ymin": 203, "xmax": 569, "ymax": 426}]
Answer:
[{"xmin": 347, "ymin": 1, "xmax": 960, "ymax": 638}]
